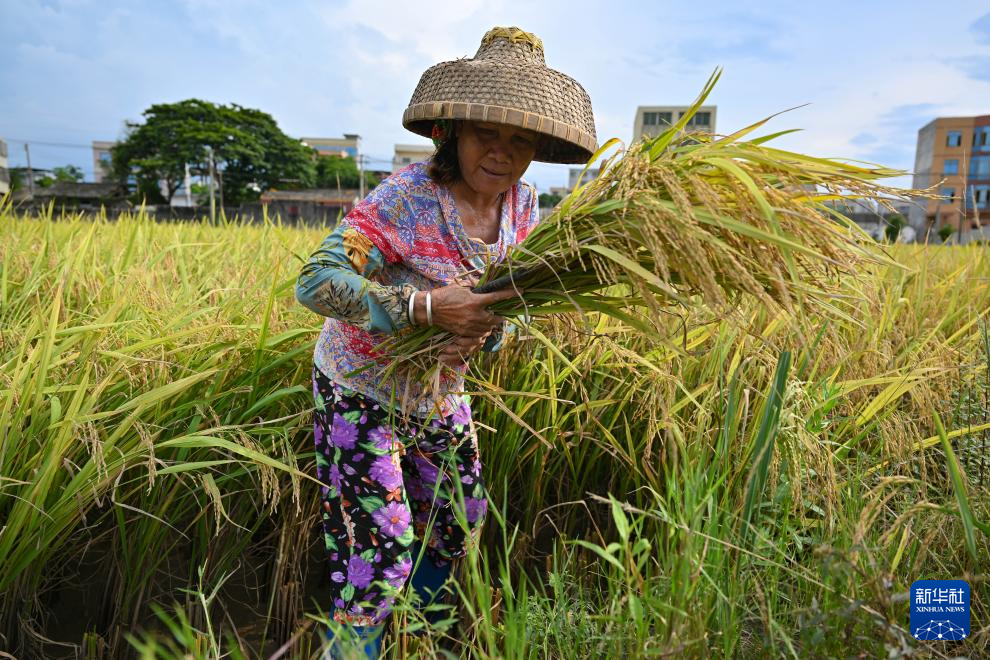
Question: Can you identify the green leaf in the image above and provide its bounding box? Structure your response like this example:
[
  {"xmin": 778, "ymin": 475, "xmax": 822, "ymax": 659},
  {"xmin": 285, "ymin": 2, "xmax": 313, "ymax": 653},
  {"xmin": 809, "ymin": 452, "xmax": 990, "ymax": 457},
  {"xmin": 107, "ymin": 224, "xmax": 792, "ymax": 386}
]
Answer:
[
  {"xmin": 568, "ymin": 539, "xmax": 624, "ymax": 573},
  {"xmin": 360, "ymin": 441, "xmax": 387, "ymax": 456},
  {"xmin": 610, "ymin": 495, "xmax": 630, "ymax": 542},
  {"xmin": 49, "ymin": 395, "xmax": 62, "ymax": 427},
  {"xmin": 741, "ymin": 351, "xmax": 791, "ymax": 545},
  {"xmin": 396, "ymin": 524, "xmax": 415, "ymax": 546},
  {"xmin": 359, "ymin": 496, "xmax": 385, "ymax": 514},
  {"xmin": 934, "ymin": 413, "xmax": 982, "ymax": 561}
]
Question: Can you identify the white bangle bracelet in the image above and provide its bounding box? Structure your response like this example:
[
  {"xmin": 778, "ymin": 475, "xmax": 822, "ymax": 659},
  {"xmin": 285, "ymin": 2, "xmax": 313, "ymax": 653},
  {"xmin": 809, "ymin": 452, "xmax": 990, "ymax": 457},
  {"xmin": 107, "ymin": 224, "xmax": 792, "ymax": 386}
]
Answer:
[
  {"xmin": 407, "ymin": 291, "xmax": 417, "ymax": 325},
  {"xmin": 425, "ymin": 291, "xmax": 433, "ymax": 326}
]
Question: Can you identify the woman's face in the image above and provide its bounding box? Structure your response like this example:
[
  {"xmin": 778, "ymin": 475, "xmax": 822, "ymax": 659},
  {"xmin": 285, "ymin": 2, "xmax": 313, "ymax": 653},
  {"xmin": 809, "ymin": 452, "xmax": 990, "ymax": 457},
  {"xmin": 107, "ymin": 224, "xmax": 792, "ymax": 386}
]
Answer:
[{"xmin": 455, "ymin": 120, "xmax": 539, "ymax": 197}]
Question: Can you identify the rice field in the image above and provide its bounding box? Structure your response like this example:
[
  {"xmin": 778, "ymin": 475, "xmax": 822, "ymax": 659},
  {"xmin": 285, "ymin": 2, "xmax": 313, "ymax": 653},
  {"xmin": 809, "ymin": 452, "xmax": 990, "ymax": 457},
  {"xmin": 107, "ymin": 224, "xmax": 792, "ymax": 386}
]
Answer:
[{"xmin": 1, "ymin": 205, "xmax": 988, "ymax": 658}]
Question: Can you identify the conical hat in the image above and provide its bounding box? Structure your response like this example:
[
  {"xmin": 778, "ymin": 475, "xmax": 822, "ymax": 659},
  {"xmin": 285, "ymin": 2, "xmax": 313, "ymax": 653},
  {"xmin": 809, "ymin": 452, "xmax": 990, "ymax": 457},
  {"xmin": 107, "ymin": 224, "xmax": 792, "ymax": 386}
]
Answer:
[{"xmin": 402, "ymin": 27, "xmax": 597, "ymax": 164}]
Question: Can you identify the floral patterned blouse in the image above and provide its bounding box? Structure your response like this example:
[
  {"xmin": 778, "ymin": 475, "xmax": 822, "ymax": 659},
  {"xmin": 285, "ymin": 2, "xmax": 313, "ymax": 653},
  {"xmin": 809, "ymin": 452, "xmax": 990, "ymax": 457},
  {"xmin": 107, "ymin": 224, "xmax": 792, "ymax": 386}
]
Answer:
[{"xmin": 295, "ymin": 161, "xmax": 540, "ymax": 419}]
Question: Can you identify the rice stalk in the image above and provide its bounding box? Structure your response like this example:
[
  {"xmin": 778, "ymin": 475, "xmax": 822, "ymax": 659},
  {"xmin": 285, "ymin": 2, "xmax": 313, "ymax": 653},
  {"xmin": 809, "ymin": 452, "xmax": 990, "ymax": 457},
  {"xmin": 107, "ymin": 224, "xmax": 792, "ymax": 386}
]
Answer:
[{"xmin": 381, "ymin": 70, "xmax": 930, "ymax": 406}]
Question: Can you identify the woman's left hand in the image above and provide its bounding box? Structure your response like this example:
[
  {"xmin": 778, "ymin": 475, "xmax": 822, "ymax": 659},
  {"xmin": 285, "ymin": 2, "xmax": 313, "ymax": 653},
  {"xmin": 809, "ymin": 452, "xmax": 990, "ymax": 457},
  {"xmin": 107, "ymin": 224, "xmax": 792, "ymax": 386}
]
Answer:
[{"xmin": 439, "ymin": 333, "xmax": 489, "ymax": 368}]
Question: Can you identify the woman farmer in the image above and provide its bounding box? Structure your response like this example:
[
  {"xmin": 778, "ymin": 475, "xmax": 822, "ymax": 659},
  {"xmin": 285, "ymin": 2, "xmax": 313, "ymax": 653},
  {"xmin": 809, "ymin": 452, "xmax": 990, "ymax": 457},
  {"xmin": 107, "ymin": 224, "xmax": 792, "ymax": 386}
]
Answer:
[{"xmin": 295, "ymin": 26, "xmax": 596, "ymax": 654}]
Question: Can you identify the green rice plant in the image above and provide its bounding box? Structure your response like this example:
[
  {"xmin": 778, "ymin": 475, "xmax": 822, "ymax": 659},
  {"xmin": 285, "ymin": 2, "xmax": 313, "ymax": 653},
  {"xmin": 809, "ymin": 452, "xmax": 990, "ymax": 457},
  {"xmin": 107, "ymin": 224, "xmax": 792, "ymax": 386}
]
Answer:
[{"xmin": 3, "ymin": 198, "xmax": 989, "ymax": 657}]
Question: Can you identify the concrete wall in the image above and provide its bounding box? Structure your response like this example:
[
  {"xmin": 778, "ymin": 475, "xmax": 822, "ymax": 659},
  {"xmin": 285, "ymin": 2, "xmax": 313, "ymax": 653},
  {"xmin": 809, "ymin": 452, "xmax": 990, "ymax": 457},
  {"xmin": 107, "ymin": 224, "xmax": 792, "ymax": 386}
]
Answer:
[
  {"xmin": 0, "ymin": 139, "xmax": 8, "ymax": 196},
  {"xmin": 392, "ymin": 144, "xmax": 434, "ymax": 173},
  {"xmin": 632, "ymin": 105, "xmax": 717, "ymax": 142}
]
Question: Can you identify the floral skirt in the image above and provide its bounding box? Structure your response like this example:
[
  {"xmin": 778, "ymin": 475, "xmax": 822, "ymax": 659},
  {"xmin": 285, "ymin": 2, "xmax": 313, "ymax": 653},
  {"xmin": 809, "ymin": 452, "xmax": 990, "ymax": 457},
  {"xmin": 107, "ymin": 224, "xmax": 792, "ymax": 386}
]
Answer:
[{"xmin": 311, "ymin": 364, "xmax": 488, "ymax": 626}]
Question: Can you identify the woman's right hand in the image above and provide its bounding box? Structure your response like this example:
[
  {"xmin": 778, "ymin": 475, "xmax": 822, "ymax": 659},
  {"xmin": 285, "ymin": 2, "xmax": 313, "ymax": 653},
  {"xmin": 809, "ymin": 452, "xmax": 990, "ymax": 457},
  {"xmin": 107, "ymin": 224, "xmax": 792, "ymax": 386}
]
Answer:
[{"xmin": 416, "ymin": 284, "xmax": 520, "ymax": 337}]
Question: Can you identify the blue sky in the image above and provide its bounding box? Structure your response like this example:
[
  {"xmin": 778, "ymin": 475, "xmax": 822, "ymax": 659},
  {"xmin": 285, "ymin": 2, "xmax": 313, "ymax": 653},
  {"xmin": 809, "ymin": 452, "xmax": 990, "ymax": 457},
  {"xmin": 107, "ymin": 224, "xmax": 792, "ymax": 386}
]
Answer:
[{"xmin": 2, "ymin": 0, "xmax": 990, "ymax": 192}]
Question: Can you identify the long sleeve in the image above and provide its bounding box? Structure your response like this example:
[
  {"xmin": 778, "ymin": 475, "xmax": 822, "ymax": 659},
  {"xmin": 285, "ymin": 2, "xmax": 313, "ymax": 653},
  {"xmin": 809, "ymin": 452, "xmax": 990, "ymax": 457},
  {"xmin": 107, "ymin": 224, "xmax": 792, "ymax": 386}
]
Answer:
[{"xmin": 295, "ymin": 222, "xmax": 416, "ymax": 334}]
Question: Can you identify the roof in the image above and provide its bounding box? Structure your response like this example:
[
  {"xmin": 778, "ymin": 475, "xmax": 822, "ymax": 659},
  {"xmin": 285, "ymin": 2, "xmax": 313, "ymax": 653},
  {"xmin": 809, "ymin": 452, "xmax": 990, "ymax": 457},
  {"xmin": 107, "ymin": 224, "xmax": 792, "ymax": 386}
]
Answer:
[
  {"xmin": 394, "ymin": 144, "xmax": 435, "ymax": 153},
  {"xmin": 260, "ymin": 188, "xmax": 361, "ymax": 203},
  {"xmin": 31, "ymin": 181, "xmax": 122, "ymax": 199}
]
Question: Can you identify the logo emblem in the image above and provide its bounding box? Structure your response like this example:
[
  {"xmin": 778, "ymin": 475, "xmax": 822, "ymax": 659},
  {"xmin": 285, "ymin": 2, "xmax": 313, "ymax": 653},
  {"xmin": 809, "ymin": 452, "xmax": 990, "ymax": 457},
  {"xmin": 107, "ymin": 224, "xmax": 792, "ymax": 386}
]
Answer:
[{"xmin": 910, "ymin": 580, "xmax": 970, "ymax": 641}]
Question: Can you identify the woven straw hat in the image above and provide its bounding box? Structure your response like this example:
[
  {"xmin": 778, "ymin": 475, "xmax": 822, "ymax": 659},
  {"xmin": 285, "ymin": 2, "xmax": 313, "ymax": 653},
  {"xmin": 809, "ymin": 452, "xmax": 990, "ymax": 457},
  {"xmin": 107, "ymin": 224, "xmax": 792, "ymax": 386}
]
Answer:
[{"xmin": 403, "ymin": 27, "xmax": 597, "ymax": 164}]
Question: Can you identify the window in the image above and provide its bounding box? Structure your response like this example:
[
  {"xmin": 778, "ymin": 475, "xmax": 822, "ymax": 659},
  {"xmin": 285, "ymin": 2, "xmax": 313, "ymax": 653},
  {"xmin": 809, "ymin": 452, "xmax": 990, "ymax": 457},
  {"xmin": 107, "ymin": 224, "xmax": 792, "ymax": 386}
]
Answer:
[
  {"xmin": 941, "ymin": 187, "xmax": 956, "ymax": 204},
  {"xmin": 692, "ymin": 111, "xmax": 712, "ymax": 126},
  {"xmin": 946, "ymin": 131, "xmax": 962, "ymax": 147},
  {"xmin": 975, "ymin": 127, "xmax": 990, "ymax": 151},
  {"xmin": 643, "ymin": 111, "xmax": 673, "ymax": 129},
  {"xmin": 966, "ymin": 185, "xmax": 990, "ymax": 209},
  {"xmin": 972, "ymin": 156, "xmax": 990, "ymax": 179},
  {"xmin": 943, "ymin": 159, "xmax": 959, "ymax": 175},
  {"xmin": 402, "ymin": 157, "xmax": 411, "ymax": 164}
]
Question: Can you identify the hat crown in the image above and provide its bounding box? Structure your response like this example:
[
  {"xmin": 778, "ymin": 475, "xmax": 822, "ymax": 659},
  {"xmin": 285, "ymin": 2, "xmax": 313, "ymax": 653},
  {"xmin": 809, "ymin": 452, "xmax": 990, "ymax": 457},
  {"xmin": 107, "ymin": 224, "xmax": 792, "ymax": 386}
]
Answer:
[
  {"xmin": 402, "ymin": 25, "xmax": 597, "ymax": 164},
  {"xmin": 474, "ymin": 27, "xmax": 545, "ymax": 65}
]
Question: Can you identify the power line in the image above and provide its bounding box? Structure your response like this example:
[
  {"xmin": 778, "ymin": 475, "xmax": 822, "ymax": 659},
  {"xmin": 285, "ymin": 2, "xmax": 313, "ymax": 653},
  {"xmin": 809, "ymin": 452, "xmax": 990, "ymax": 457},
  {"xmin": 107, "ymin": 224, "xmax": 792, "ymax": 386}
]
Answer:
[{"xmin": 3, "ymin": 137, "xmax": 96, "ymax": 150}]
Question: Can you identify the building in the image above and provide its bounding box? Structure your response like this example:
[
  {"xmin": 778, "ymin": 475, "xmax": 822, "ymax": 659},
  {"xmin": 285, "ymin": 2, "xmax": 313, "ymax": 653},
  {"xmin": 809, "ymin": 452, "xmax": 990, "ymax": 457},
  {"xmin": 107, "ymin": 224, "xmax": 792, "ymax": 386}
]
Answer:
[
  {"xmin": 910, "ymin": 115, "xmax": 990, "ymax": 235},
  {"xmin": 0, "ymin": 139, "xmax": 9, "ymax": 196},
  {"xmin": 12, "ymin": 181, "xmax": 125, "ymax": 210},
  {"xmin": 568, "ymin": 166, "xmax": 595, "ymax": 190},
  {"xmin": 301, "ymin": 134, "xmax": 360, "ymax": 159},
  {"xmin": 259, "ymin": 188, "xmax": 361, "ymax": 225},
  {"xmin": 633, "ymin": 105, "xmax": 717, "ymax": 142},
  {"xmin": 392, "ymin": 143, "xmax": 434, "ymax": 173},
  {"xmin": 824, "ymin": 198, "xmax": 917, "ymax": 242},
  {"xmin": 92, "ymin": 140, "xmax": 115, "ymax": 182}
]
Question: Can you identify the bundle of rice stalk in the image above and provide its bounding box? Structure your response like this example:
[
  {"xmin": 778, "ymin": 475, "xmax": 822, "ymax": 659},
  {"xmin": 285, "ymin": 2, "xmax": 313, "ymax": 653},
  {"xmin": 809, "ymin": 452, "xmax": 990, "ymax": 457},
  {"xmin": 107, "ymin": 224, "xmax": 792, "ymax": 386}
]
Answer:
[{"xmin": 383, "ymin": 69, "xmax": 924, "ymax": 379}]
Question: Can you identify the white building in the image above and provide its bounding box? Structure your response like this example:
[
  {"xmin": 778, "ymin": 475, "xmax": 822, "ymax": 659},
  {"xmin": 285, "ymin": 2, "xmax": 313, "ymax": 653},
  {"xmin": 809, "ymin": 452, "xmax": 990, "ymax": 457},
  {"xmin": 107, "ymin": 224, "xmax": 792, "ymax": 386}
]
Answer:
[
  {"xmin": 392, "ymin": 143, "xmax": 435, "ymax": 173},
  {"xmin": 92, "ymin": 140, "xmax": 115, "ymax": 183},
  {"xmin": 633, "ymin": 105, "xmax": 717, "ymax": 142}
]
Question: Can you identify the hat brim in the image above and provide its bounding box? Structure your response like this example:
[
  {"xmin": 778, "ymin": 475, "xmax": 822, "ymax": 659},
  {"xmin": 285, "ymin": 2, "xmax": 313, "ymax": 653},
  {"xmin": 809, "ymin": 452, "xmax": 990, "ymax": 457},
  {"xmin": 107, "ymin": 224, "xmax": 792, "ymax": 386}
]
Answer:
[
  {"xmin": 402, "ymin": 54, "xmax": 597, "ymax": 165},
  {"xmin": 403, "ymin": 101, "xmax": 594, "ymax": 165}
]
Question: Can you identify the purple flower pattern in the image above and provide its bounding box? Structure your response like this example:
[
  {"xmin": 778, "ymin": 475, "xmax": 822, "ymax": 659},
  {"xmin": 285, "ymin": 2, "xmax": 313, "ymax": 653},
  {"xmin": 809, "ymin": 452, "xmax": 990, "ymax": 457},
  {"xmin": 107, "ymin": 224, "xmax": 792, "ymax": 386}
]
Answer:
[
  {"xmin": 331, "ymin": 413, "xmax": 358, "ymax": 449},
  {"xmin": 368, "ymin": 454, "xmax": 402, "ymax": 490},
  {"xmin": 372, "ymin": 502, "xmax": 411, "ymax": 537},
  {"xmin": 312, "ymin": 367, "xmax": 486, "ymax": 625}
]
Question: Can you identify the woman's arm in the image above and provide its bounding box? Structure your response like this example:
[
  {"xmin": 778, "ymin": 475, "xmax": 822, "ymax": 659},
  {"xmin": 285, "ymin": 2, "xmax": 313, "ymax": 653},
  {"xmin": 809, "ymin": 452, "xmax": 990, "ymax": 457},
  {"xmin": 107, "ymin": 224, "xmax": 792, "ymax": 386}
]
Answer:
[{"xmin": 295, "ymin": 223, "xmax": 416, "ymax": 333}]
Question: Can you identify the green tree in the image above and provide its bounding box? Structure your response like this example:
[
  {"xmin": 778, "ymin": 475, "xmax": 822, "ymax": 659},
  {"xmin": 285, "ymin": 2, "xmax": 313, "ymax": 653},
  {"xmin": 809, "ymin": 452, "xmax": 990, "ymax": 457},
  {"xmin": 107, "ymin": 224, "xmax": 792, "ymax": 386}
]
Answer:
[
  {"xmin": 29, "ymin": 165, "xmax": 85, "ymax": 189},
  {"xmin": 938, "ymin": 224, "xmax": 954, "ymax": 243},
  {"xmin": 111, "ymin": 99, "xmax": 315, "ymax": 205},
  {"xmin": 9, "ymin": 168, "xmax": 28, "ymax": 192},
  {"xmin": 883, "ymin": 213, "xmax": 906, "ymax": 243},
  {"xmin": 539, "ymin": 192, "xmax": 563, "ymax": 208},
  {"xmin": 314, "ymin": 156, "xmax": 378, "ymax": 190}
]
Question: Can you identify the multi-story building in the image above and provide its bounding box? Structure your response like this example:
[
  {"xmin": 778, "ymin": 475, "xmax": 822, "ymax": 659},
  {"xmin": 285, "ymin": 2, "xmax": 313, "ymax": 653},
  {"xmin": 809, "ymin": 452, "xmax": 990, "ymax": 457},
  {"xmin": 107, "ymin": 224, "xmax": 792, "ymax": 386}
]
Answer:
[
  {"xmin": 557, "ymin": 165, "xmax": 602, "ymax": 193},
  {"xmin": 0, "ymin": 138, "xmax": 9, "ymax": 195},
  {"xmin": 301, "ymin": 134, "xmax": 360, "ymax": 159},
  {"xmin": 392, "ymin": 143, "xmax": 434, "ymax": 173},
  {"xmin": 632, "ymin": 105, "xmax": 717, "ymax": 142},
  {"xmin": 92, "ymin": 140, "xmax": 115, "ymax": 183},
  {"xmin": 910, "ymin": 115, "xmax": 990, "ymax": 233}
]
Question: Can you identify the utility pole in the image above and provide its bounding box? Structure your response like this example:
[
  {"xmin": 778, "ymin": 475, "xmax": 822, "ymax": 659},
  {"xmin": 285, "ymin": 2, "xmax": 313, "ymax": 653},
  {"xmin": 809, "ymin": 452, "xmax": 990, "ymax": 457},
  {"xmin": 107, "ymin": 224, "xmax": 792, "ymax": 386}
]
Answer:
[
  {"xmin": 24, "ymin": 143, "xmax": 35, "ymax": 197},
  {"xmin": 207, "ymin": 145, "xmax": 216, "ymax": 226},
  {"xmin": 357, "ymin": 135, "xmax": 364, "ymax": 200},
  {"xmin": 184, "ymin": 163, "xmax": 193, "ymax": 206}
]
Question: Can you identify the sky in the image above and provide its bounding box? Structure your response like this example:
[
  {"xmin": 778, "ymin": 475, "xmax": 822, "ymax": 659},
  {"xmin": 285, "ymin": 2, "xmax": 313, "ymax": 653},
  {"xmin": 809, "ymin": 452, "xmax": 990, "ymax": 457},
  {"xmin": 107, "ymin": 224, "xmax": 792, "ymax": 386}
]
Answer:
[{"xmin": 2, "ymin": 0, "xmax": 990, "ymax": 193}]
